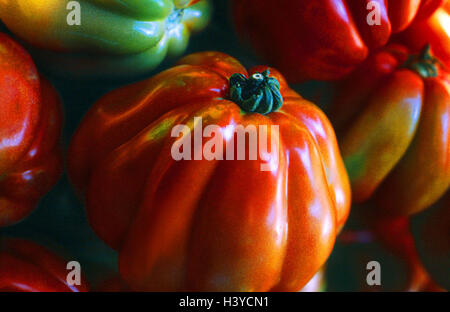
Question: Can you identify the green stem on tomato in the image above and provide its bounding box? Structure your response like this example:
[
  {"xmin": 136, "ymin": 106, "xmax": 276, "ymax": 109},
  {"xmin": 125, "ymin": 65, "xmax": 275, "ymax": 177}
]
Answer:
[
  {"xmin": 404, "ymin": 45, "xmax": 441, "ymax": 79},
  {"xmin": 229, "ymin": 70, "xmax": 283, "ymax": 115}
]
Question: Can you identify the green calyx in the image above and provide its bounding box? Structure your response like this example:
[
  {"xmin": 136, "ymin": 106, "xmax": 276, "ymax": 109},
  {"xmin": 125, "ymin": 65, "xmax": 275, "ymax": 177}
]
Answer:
[
  {"xmin": 404, "ymin": 45, "xmax": 441, "ymax": 79},
  {"xmin": 229, "ymin": 70, "xmax": 283, "ymax": 115}
]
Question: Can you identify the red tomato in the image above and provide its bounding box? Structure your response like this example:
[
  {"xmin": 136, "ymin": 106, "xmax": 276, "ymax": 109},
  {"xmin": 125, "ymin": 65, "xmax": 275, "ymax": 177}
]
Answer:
[
  {"xmin": 232, "ymin": 0, "xmax": 445, "ymax": 82},
  {"xmin": 399, "ymin": 0, "xmax": 450, "ymax": 69},
  {"xmin": 331, "ymin": 44, "xmax": 449, "ymax": 215},
  {"xmin": 0, "ymin": 33, "xmax": 63, "ymax": 227},
  {"xmin": 68, "ymin": 51, "xmax": 351, "ymax": 291},
  {"xmin": 0, "ymin": 238, "xmax": 89, "ymax": 292}
]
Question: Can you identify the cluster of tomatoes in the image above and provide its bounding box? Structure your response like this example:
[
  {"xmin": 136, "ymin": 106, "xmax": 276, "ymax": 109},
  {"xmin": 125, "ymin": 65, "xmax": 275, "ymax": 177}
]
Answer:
[{"xmin": 0, "ymin": 0, "xmax": 448, "ymax": 292}]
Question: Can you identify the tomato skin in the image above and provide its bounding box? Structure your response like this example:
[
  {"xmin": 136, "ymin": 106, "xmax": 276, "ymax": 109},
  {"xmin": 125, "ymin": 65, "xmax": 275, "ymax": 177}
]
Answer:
[
  {"xmin": 68, "ymin": 51, "xmax": 351, "ymax": 291},
  {"xmin": 232, "ymin": 0, "xmax": 444, "ymax": 82},
  {"xmin": 331, "ymin": 44, "xmax": 450, "ymax": 216},
  {"xmin": 0, "ymin": 238, "xmax": 89, "ymax": 292},
  {"xmin": 0, "ymin": 0, "xmax": 211, "ymax": 79},
  {"xmin": 0, "ymin": 33, "xmax": 63, "ymax": 227},
  {"xmin": 399, "ymin": 2, "xmax": 450, "ymax": 69}
]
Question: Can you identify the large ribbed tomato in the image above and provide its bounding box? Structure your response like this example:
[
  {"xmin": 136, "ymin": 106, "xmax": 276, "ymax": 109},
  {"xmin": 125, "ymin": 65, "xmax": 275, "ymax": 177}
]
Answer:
[
  {"xmin": 330, "ymin": 44, "xmax": 449, "ymax": 215},
  {"xmin": 232, "ymin": 0, "xmax": 445, "ymax": 82},
  {"xmin": 68, "ymin": 51, "xmax": 351, "ymax": 291},
  {"xmin": 0, "ymin": 33, "xmax": 63, "ymax": 227},
  {"xmin": 0, "ymin": 238, "xmax": 89, "ymax": 292}
]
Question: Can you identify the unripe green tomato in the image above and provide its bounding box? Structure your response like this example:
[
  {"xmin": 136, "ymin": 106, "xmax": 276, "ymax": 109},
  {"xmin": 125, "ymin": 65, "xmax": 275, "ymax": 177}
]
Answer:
[{"xmin": 0, "ymin": 0, "xmax": 211, "ymax": 78}]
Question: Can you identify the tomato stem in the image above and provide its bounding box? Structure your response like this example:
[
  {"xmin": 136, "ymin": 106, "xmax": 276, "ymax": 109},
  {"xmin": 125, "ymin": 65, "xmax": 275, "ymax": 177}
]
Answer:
[
  {"xmin": 404, "ymin": 45, "xmax": 441, "ymax": 78},
  {"xmin": 229, "ymin": 70, "xmax": 283, "ymax": 115}
]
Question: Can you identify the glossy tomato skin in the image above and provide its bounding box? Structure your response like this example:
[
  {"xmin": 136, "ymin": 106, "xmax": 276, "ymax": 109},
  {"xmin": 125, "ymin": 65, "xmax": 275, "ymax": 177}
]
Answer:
[
  {"xmin": 68, "ymin": 51, "xmax": 351, "ymax": 291},
  {"xmin": 0, "ymin": 0, "xmax": 210, "ymax": 79},
  {"xmin": 331, "ymin": 44, "xmax": 450, "ymax": 216},
  {"xmin": 232, "ymin": 0, "xmax": 444, "ymax": 82},
  {"xmin": 0, "ymin": 33, "xmax": 63, "ymax": 227},
  {"xmin": 0, "ymin": 238, "xmax": 89, "ymax": 292},
  {"xmin": 399, "ymin": 1, "xmax": 450, "ymax": 69}
]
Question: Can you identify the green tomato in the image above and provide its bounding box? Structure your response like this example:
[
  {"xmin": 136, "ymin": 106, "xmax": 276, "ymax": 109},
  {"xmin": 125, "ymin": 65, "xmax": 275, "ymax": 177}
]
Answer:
[{"xmin": 0, "ymin": 0, "xmax": 211, "ymax": 78}]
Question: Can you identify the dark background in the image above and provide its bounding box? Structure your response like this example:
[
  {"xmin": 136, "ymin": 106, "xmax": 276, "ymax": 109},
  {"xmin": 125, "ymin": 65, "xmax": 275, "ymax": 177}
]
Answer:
[{"xmin": 0, "ymin": 0, "xmax": 436, "ymax": 291}]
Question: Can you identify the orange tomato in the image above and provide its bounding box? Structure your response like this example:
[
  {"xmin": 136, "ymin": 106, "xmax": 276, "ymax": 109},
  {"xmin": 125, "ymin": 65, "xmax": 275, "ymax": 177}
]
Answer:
[{"xmin": 331, "ymin": 44, "xmax": 449, "ymax": 215}]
